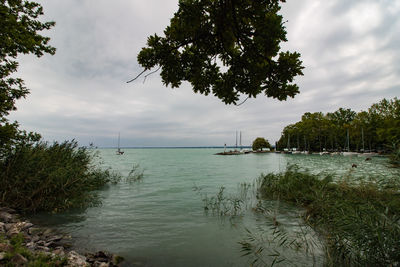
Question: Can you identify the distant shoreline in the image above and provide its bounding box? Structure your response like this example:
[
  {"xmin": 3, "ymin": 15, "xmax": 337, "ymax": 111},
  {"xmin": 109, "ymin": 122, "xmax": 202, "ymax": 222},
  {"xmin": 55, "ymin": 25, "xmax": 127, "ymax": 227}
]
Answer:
[{"xmin": 90, "ymin": 146, "xmax": 253, "ymax": 149}]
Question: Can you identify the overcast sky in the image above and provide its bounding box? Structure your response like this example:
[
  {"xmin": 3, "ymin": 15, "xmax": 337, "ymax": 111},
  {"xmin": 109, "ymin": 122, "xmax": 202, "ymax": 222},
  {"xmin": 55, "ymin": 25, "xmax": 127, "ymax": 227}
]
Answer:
[{"xmin": 10, "ymin": 0, "xmax": 400, "ymax": 147}]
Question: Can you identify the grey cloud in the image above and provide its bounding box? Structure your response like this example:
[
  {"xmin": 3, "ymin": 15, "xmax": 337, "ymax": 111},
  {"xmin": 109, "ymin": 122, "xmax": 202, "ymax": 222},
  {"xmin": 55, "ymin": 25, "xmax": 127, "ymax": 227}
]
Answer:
[{"xmin": 9, "ymin": 0, "xmax": 400, "ymax": 147}]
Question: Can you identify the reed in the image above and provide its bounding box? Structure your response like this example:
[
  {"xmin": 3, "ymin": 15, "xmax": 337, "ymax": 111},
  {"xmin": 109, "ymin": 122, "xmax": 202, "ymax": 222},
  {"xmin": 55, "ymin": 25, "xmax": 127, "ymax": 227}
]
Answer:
[
  {"xmin": 258, "ymin": 167, "xmax": 400, "ymax": 266},
  {"xmin": 125, "ymin": 163, "xmax": 144, "ymax": 183},
  {"xmin": 201, "ymin": 183, "xmax": 252, "ymax": 217},
  {"xmin": 0, "ymin": 140, "xmax": 121, "ymax": 213}
]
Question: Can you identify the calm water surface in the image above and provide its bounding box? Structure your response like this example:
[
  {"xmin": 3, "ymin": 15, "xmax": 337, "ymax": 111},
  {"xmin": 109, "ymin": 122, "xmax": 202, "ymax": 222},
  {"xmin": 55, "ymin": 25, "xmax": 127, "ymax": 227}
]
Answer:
[{"xmin": 32, "ymin": 149, "xmax": 399, "ymax": 266}]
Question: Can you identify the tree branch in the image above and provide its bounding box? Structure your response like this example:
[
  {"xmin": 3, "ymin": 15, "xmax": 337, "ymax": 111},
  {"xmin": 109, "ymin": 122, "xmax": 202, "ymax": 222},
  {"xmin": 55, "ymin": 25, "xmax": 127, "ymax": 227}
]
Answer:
[
  {"xmin": 235, "ymin": 96, "xmax": 249, "ymax": 106},
  {"xmin": 126, "ymin": 69, "xmax": 147, "ymax": 83},
  {"xmin": 143, "ymin": 66, "xmax": 161, "ymax": 83}
]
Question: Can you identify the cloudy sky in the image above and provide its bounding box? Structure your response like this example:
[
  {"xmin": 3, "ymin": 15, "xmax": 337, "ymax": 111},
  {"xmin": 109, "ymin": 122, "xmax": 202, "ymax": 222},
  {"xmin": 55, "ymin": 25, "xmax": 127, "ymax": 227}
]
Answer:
[{"xmin": 10, "ymin": 0, "xmax": 400, "ymax": 147}]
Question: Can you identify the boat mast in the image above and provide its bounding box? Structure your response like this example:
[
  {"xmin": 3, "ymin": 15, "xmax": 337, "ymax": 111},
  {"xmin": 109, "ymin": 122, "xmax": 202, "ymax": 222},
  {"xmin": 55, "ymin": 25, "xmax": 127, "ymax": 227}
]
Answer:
[
  {"xmin": 346, "ymin": 128, "xmax": 350, "ymax": 152},
  {"xmin": 235, "ymin": 131, "xmax": 238, "ymax": 149},
  {"xmin": 361, "ymin": 127, "xmax": 365, "ymax": 152},
  {"xmin": 117, "ymin": 132, "xmax": 121, "ymax": 153},
  {"xmin": 240, "ymin": 131, "xmax": 242, "ymax": 150}
]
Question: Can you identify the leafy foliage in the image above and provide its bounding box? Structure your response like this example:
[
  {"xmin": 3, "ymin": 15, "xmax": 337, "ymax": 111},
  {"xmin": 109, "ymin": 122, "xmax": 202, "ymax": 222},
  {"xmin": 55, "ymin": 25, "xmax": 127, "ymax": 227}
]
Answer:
[
  {"xmin": 136, "ymin": 0, "xmax": 304, "ymax": 104},
  {"xmin": 0, "ymin": 0, "xmax": 55, "ymax": 158},
  {"xmin": 252, "ymin": 137, "xmax": 271, "ymax": 151},
  {"xmin": 258, "ymin": 168, "xmax": 400, "ymax": 266},
  {"xmin": 0, "ymin": 140, "xmax": 121, "ymax": 213}
]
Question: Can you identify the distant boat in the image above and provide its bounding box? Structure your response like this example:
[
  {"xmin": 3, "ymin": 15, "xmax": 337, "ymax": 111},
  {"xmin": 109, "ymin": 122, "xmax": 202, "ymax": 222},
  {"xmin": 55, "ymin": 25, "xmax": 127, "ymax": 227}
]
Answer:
[{"xmin": 116, "ymin": 133, "xmax": 124, "ymax": 155}]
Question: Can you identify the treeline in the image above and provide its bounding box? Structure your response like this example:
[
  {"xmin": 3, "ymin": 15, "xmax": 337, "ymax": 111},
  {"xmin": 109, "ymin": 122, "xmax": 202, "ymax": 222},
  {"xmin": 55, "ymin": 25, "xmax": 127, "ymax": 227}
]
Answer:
[{"xmin": 276, "ymin": 98, "xmax": 400, "ymax": 152}]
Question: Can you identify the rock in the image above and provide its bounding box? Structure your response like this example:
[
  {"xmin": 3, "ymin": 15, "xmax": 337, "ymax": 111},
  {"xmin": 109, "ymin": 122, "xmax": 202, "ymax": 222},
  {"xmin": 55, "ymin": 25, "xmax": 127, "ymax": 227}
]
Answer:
[
  {"xmin": 6, "ymin": 221, "xmax": 34, "ymax": 237},
  {"xmin": 31, "ymin": 235, "xmax": 40, "ymax": 243},
  {"xmin": 0, "ymin": 243, "xmax": 12, "ymax": 252},
  {"xmin": 37, "ymin": 245, "xmax": 50, "ymax": 252},
  {"xmin": 0, "ymin": 251, "xmax": 6, "ymax": 261},
  {"xmin": 53, "ymin": 247, "xmax": 65, "ymax": 256},
  {"xmin": 0, "ymin": 222, "xmax": 5, "ymax": 233},
  {"xmin": 6, "ymin": 225, "xmax": 20, "ymax": 237},
  {"xmin": 46, "ymin": 235, "xmax": 63, "ymax": 242},
  {"xmin": 11, "ymin": 253, "xmax": 28, "ymax": 265},
  {"xmin": 0, "ymin": 212, "xmax": 15, "ymax": 223},
  {"xmin": 112, "ymin": 254, "xmax": 125, "ymax": 265},
  {"xmin": 26, "ymin": 241, "xmax": 36, "ymax": 250},
  {"xmin": 0, "ymin": 207, "xmax": 16, "ymax": 214},
  {"xmin": 36, "ymin": 240, "xmax": 46, "ymax": 247},
  {"xmin": 68, "ymin": 251, "xmax": 89, "ymax": 267},
  {"xmin": 19, "ymin": 221, "xmax": 34, "ymax": 231},
  {"xmin": 95, "ymin": 262, "xmax": 110, "ymax": 267},
  {"xmin": 4, "ymin": 223, "xmax": 14, "ymax": 232},
  {"xmin": 42, "ymin": 228, "xmax": 53, "ymax": 237},
  {"xmin": 28, "ymin": 227, "xmax": 42, "ymax": 235}
]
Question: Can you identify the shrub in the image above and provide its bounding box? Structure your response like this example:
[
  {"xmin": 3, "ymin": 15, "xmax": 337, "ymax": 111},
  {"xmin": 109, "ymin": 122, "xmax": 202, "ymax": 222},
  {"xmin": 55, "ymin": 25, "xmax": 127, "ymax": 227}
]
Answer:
[{"xmin": 0, "ymin": 140, "xmax": 121, "ymax": 213}]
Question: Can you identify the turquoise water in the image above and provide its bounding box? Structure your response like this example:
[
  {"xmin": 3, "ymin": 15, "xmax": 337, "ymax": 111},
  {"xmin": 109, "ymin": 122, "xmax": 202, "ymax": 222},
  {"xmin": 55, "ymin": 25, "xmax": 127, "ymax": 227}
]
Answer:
[{"xmin": 32, "ymin": 149, "xmax": 399, "ymax": 266}]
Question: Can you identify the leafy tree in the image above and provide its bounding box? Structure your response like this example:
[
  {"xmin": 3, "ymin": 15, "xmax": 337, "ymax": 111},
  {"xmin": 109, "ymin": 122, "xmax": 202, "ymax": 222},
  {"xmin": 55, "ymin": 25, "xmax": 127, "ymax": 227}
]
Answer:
[
  {"xmin": 134, "ymin": 0, "xmax": 304, "ymax": 105},
  {"xmin": 0, "ymin": 0, "xmax": 55, "ymax": 157},
  {"xmin": 276, "ymin": 97, "xmax": 400, "ymax": 153},
  {"xmin": 369, "ymin": 98, "xmax": 400, "ymax": 150},
  {"xmin": 252, "ymin": 137, "xmax": 270, "ymax": 151}
]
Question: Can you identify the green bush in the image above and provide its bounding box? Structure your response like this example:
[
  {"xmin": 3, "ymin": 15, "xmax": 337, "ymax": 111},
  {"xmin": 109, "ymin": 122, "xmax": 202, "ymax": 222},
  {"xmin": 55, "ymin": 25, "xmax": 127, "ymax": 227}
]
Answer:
[
  {"xmin": 0, "ymin": 140, "xmax": 121, "ymax": 213},
  {"xmin": 258, "ymin": 168, "xmax": 400, "ymax": 266}
]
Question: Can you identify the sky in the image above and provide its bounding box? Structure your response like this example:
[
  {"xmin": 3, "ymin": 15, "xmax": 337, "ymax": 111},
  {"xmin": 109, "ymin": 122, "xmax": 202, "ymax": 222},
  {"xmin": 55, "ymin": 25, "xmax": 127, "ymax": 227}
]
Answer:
[{"xmin": 9, "ymin": 0, "xmax": 400, "ymax": 147}]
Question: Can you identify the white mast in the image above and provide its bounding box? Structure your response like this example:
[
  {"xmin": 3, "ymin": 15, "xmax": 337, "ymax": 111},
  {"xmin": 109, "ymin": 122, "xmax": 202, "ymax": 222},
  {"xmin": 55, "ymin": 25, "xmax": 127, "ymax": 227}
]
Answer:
[
  {"xmin": 117, "ymin": 132, "xmax": 121, "ymax": 153},
  {"xmin": 240, "ymin": 131, "xmax": 242, "ymax": 150},
  {"xmin": 235, "ymin": 131, "xmax": 238, "ymax": 148}
]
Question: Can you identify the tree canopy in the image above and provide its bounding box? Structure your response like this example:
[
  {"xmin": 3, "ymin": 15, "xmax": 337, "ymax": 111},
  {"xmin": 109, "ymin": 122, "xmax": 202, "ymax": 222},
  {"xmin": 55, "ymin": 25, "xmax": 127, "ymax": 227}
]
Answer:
[
  {"xmin": 0, "ymin": 0, "xmax": 55, "ymax": 157},
  {"xmin": 252, "ymin": 137, "xmax": 271, "ymax": 151},
  {"xmin": 134, "ymin": 0, "xmax": 304, "ymax": 105},
  {"xmin": 276, "ymin": 98, "xmax": 400, "ymax": 153}
]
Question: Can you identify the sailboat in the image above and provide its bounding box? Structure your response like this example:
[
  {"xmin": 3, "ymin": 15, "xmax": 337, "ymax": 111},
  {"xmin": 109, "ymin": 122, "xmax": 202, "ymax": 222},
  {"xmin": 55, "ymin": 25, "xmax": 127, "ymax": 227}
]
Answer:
[{"xmin": 116, "ymin": 133, "xmax": 124, "ymax": 155}]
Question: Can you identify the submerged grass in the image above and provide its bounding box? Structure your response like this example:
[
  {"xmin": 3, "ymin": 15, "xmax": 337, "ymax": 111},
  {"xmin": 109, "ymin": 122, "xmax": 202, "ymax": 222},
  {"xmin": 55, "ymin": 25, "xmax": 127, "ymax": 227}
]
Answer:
[
  {"xmin": 200, "ymin": 183, "xmax": 253, "ymax": 217},
  {"xmin": 125, "ymin": 163, "xmax": 145, "ymax": 183},
  {"xmin": 258, "ymin": 166, "xmax": 400, "ymax": 266}
]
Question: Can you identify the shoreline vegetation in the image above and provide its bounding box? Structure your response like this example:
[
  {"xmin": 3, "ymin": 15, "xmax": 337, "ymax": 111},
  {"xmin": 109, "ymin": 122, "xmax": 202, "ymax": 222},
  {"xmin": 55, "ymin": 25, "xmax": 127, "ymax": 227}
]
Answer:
[
  {"xmin": 0, "ymin": 141, "xmax": 128, "ymax": 266},
  {"xmin": 0, "ymin": 141, "xmax": 122, "ymax": 214},
  {"xmin": 256, "ymin": 167, "xmax": 400, "ymax": 266}
]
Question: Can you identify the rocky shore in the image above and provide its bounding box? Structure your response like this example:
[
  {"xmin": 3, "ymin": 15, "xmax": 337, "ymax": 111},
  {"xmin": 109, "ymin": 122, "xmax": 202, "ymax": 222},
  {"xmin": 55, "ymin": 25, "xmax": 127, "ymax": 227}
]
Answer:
[{"xmin": 0, "ymin": 207, "xmax": 124, "ymax": 266}]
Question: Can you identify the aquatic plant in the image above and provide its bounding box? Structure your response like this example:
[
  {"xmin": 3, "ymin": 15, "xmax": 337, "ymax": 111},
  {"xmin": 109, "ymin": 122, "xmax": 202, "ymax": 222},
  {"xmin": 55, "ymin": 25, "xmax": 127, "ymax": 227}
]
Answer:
[
  {"xmin": 0, "ymin": 140, "xmax": 122, "ymax": 213},
  {"xmin": 125, "ymin": 163, "xmax": 144, "ymax": 183},
  {"xmin": 258, "ymin": 167, "xmax": 400, "ymax": 266},
  {"xmin": 201, "ymin": 183, "xmax": 253, "ymax": 217}
]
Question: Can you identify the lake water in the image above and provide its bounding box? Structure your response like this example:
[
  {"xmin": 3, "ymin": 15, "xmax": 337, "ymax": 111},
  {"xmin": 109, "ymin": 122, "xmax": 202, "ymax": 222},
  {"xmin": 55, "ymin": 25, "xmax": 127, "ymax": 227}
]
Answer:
[{"xmin": 31, "ymin": 149, "xmax": 399, "ymax": 266}]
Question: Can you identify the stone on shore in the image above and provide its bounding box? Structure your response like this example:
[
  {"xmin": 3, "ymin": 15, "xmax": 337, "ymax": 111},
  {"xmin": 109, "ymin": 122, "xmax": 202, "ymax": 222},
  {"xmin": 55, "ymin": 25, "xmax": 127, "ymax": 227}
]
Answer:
[
  {"xmin": 0, "ymin": 206, "xmax": 124, "ymax": 266},
  {"xmin": 68, "ymin": 251, "xmax": 89, "ymax": 266}
]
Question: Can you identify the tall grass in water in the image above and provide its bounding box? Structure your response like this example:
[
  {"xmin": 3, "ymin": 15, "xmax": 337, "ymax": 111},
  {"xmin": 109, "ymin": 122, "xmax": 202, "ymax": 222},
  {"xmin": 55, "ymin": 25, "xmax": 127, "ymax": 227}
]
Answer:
[
  {"xmin": 258, "ymin": 166, "xmax": 400, "ymax": 266},
  {"xmin": 0, "ymin": 140, "xmax": 121, "ymax": 213}
]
